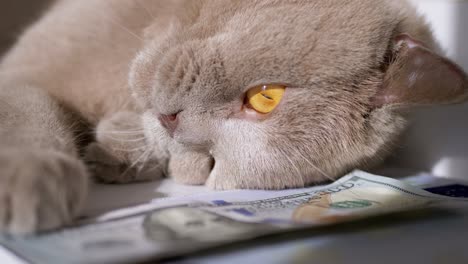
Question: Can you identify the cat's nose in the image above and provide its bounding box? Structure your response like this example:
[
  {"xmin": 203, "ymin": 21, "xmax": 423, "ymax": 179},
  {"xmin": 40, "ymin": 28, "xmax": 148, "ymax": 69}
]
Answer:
[{"xmin": 158, "ymin": 112, "xmax": 180, "ymax": 136}]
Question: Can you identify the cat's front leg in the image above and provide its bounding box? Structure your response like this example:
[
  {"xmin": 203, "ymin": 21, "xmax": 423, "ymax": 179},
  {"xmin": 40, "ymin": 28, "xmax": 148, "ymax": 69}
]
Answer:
[
  {"xmin": 0, "ymin": 148, "xmax": 88, "ymax": 235},
  {"xmin": 0, "ymin": 85, "xmax": 88, "ymax": 235}
]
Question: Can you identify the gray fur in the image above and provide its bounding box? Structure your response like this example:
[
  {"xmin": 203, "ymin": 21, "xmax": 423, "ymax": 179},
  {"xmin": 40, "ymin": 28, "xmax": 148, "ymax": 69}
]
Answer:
[{"xmin": 0, "ymin": 0, "xmax": 466, "ymax": 235}]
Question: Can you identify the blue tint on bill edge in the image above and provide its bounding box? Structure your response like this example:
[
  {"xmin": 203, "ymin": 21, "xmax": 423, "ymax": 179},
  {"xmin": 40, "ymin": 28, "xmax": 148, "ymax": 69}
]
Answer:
[
  {"xmin": 231, "ymin": 208, "xmax": 254, "ymax": 216},
  {"xmin": 212, "ymin": 200, "xmax": 232, "ymax": 206},
  {"xmin": 425, "ymin": 185, "xmax": 468, "ymax": 198}
]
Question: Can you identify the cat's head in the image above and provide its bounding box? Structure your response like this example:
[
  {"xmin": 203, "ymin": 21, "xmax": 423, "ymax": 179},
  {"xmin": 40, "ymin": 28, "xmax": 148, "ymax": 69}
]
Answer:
[{"xmin": 129, "ymin": 0, "xmax": 468, "ymax": 189}]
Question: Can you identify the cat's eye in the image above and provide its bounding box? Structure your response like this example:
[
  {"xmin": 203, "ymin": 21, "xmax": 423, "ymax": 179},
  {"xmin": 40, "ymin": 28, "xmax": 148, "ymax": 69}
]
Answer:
[{"xmin": 246, "ymin": 85, "xmax": 286, "ymax": 114}]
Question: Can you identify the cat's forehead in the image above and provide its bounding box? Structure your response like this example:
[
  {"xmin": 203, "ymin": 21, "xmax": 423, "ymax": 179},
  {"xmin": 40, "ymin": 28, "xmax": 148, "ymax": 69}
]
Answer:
[
  {"xmin": 144, "ymin": 0, "xmax": 401, "ymax": 107},
  {"xmin": 187, "ymin": 0, "xmax": 399, "ymax": 87},
  {"xmin": 220, "ymin": 1, "xmax": 395, "ymax": 81}
]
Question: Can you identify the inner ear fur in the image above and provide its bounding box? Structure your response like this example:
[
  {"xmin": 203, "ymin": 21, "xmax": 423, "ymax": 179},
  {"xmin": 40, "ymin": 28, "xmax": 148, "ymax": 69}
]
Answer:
[{"xmin": 372, "ymin": 34, "xmax": 468, "ymax": 108}]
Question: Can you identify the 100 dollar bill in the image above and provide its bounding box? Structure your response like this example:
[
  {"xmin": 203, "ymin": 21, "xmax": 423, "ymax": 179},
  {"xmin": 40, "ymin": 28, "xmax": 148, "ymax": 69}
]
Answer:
[{"xmin": 1, "ymin": 171, "xmax": 466, "ymax": 264}]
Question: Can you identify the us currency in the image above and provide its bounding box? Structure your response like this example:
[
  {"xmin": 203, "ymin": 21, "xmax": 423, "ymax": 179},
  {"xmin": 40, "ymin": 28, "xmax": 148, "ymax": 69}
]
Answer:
[{"xmin": 1, "ymin": 171, "xmax": 466, "ymax": 264}]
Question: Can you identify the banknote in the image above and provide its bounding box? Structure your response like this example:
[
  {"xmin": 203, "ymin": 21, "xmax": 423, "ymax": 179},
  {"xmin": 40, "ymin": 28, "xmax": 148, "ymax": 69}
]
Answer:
[{"xmin": 1, "ymin": 171, "xmax": 467, "ymax": 264}]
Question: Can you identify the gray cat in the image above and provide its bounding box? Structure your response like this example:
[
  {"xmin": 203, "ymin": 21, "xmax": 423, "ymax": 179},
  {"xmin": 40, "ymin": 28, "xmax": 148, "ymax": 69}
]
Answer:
[{"xmin": 0, "ymin": 0, "xmax": 466, "ymax": 235}]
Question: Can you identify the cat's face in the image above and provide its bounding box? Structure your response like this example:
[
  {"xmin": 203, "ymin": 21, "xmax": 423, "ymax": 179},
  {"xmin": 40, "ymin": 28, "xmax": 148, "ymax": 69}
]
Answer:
[{"xmin": 129, "ymin": 0, "xmax": 468, "ymax": 189}]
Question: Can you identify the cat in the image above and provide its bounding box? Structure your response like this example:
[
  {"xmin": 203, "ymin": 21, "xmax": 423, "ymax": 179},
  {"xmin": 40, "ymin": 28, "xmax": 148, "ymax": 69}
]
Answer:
[{"xmin": 0, "ymin": 0, "xmax": 467, "ymax": 235}]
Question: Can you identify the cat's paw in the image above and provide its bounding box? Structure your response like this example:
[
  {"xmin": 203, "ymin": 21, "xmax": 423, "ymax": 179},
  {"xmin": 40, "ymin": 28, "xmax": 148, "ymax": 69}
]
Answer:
[
  {"xmin": 0, "ymin": 148, "xmax": 88, "ymax": 235},
  {"xmin": 85, "ymin": 143, "xmax": 164, "ymax": 184},
  {"xmin": 168, "ymin": 148, "xmax": 214, "ymax": 185},
  {"xmin": 86, "ymin": 111, "xmax": 165, "ymax": 184}
]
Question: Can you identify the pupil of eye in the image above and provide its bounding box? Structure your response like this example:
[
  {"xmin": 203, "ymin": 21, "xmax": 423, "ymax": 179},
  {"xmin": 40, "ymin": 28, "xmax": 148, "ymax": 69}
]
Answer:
[{"xmin": 261, "ymin": 93, "xmax": 273, "ymax": 100}]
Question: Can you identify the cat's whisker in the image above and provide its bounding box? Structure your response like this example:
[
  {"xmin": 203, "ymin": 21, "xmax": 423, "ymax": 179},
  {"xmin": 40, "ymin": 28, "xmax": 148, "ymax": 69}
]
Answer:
[
  {"xmin": 253, "ymin": 129, "xmax": 307, "ymax": 187},
  {"xmin": 72, "ymin": 133, "xmax": 91, "ymax": 144},
  {"xmin": 293, "ymin": 147, "xmax": 364, "ymax": 199},
  {"xmin": 110, "ymin": 146, "xmax": 147, "ymax": 153},
  {"xmin": 293, "ymin": 148, "xmax": 334, "ymax": 182},
  {"xmin": 278, "ymin": 149, "xmax": 306, "ymax": 187},
  {"xmin": 148, "ymin": 47, "xmax": 166, "ymax": 57},
  {"xmin": 100, "ymin": 128, "xmax": 145, "ymax": 132},
  {"xmin": 157, "ymin": 155, "xmax": 169, "ymax": 178},
  {"xmin": 115, "ymin": 144, "xmax": 148, "ymax": 151},
  {"xmin": 124, "ymin": 147, "xmax": 153, "ymax": 175},
  {"xmin": 99, "ymin": 130, "xmax": 145, "ymax": 135},
  {"xmin": 118, "ymin": 152, "xmax": 147, "ymax": 178},
  {"xmin": 103, "ymin": 136, "xmax": 147, "ymax": 143},
  {"xmin": 143, "ymin": 160, "xmax": 164, "ymax": 177}
]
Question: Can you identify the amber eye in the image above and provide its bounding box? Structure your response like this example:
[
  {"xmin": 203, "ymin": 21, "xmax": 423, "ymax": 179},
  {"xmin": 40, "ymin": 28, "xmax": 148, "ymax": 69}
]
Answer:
[{"xmin": 246, "ymin": 85, "xmax": 286, "ymax": 114}]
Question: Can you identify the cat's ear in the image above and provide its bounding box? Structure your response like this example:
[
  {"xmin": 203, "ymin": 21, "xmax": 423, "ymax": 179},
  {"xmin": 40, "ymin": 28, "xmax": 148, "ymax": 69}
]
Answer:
[{"xmin": 372, "ymin": 34, "xmax": 468, "ymax": 108}]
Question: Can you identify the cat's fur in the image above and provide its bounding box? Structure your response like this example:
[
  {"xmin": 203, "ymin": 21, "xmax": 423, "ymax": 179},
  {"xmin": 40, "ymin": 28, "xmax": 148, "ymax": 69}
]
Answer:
[{"xmin": 0, "ymin": 0, "xmax": 467, "ymax": 235}]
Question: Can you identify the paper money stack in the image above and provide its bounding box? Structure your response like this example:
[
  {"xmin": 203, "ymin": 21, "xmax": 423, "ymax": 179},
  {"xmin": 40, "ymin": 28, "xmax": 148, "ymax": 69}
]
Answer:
[{"xmin": 1, "ymin": 171, "xmax": 467, "ymax": 264}]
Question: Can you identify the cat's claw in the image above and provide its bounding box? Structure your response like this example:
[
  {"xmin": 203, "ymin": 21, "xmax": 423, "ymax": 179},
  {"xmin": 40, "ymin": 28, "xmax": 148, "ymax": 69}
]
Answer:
[{"xmin": 0, "ymin": 148, "xmax": 88, "ymax": 235}]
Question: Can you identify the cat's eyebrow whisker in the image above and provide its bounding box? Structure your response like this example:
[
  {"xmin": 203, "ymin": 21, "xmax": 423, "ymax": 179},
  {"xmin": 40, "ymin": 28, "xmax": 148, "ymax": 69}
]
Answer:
[
  {"xmin": 0, "ymin": 66, "xmax": 46, "ymax": 77},
  {"xmin": 108, "ymin": 20, "xmax": 144, "ymax": 42},
  {"xmin": 84, "ymin": 4, "xmax": 144, "ymax": 43},
  {"xmin": 0, "ymin": 65, "xmax": 39, "ymax": 73},
  {"xmin": 135, "ymin": 0, "xmax": 156, "ymax": 20},
  {"xmin": 0, "ymin": 70, "xmax": 20, "ymax": 76}
]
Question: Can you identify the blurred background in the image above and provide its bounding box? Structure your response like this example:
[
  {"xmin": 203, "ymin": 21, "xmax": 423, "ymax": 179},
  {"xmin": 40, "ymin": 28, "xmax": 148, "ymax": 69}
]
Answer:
[
  {"xmin": 0, "ymin": 0, "xmax": 53, "ymax": 55},
  {"xmin": 0, "ymin": 0, "xmax": 467, "ymax": 180},
  {"xmin": 394, "ymin": 0, "xmax": 468, "ymax": 180}
]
